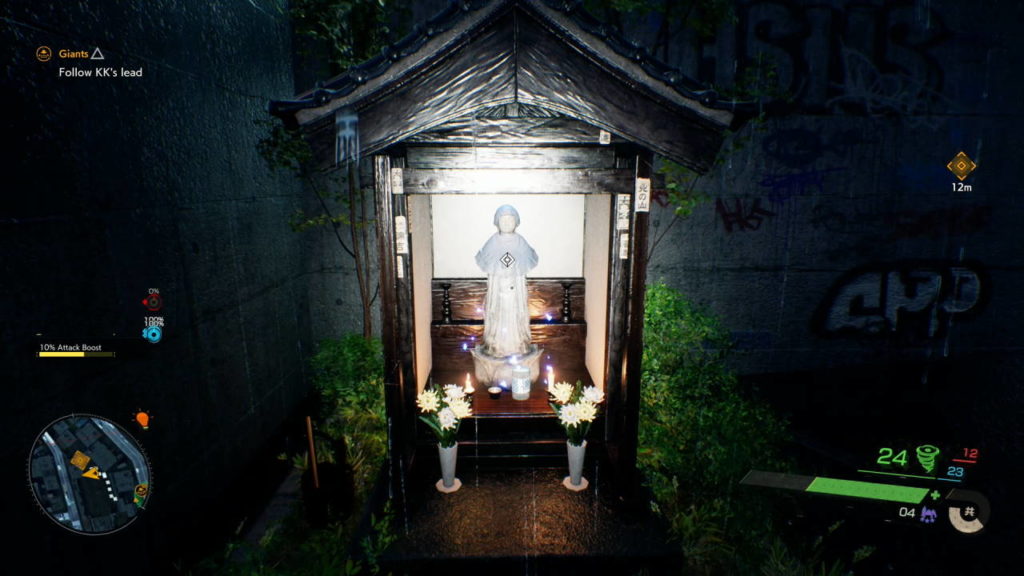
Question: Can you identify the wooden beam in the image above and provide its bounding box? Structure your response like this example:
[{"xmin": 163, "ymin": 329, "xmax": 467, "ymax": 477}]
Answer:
[
  {"xmin": 402, "ymin": 168, "xmax": 632, "ymax": 194},
  {"xmin": 430, "ymin": 278, "xmax": 585, "ymax": 323},
  {"xmin": 375, "ymin": 154, "xmax": 417, "ymax": 509},
  {"xmin": 374, "ymin": 155, "xmax": 402, "ymax": 499},
  {"xmin": 393, "ymin": 156, "xmax": 418, "ymax": 467},
  {"xmin": 603, "ymin": 191, "xmax": 631, "ymax": 449},
  {"xmin": 618, "ymin": 150, "xmax": 654, "ymax": 499},
  {"xmin": 430, "ymin": 323, "xmax": 587, "ymax": 375},
  {"xmin": 406, "ymin": 146, "xmax": 616, "ymax": 170},
  {"xmin": 404, "ymin": 116, "xmax": 628, "ymax": 146}
]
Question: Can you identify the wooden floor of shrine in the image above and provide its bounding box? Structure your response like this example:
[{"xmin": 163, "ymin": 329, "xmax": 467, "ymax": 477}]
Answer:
[{"xmin": 378, "ymin": 450, "xmax": 682, "ymax": 575}]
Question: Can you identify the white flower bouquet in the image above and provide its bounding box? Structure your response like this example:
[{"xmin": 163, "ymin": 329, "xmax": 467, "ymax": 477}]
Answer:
[
  {"xmin": 548, "ymin": 380, "xmax": 604, "ymax": 446},
  {"xmin": 417, "ymin": 384, "xmax": 473, "ymax": 448}
]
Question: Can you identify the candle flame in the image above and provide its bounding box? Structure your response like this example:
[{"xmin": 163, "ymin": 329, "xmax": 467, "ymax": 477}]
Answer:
[{"xmin": 464, "ymin": 372, "xmax": 475, "ymax": 394}]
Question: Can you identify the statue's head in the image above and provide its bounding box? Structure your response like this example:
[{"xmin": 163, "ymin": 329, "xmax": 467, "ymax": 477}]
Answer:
[{"xmin": 493, "ymin": 205, "xmax": 520, "ymax": 233}]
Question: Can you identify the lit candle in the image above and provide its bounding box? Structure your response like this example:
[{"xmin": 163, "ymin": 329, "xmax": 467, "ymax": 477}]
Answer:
[
  {"xmin": 547, "ymin": 366, "xmax": 555, "ymax": 388},
  {"xmin": 464, "ymin": 372, "xmax": 475, "ymax": 394}
]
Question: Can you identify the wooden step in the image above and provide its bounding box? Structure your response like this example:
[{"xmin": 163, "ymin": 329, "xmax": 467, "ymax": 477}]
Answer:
[{"xmin": 416, "ymin": 414, "xmax": 605, "ymax": 467}]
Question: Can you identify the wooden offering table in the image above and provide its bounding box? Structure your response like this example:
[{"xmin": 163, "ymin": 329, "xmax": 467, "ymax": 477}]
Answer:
[{"xmin": 430, "ymin": 369, "xmax": 594, "ymax": 417}]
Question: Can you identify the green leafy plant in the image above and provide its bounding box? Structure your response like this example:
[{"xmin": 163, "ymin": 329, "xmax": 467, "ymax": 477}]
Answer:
[
  {"xmin": 310, "ymin": 335, "xmax": 387, "ymax": 496},
  {"xmin": 583, "ymin": 0, "xmax": 736, "ymax": 57},
  {"xmin": 185, "ymin": 336, "xmax": 389, "ymax": 575},
  {"xmin": 291, "ymin": 0, "xmax": 391, "ymax": 72},
  {"xmin": 638, "ymin": 284, "xmax": 878, "ymax": 574},
  {"xmin": 638, "ymin": 283, "xmax": 790, "ymax": 572},
  {"xmin": 760, "ymin": 521, "xmax": 876, "ymax": 576},
  {"xmin": 658, "ymin": 159, "xmax": 709, "ymax": 219},
  {"xmin": 361, "ymin": 500, "xmax": 397, "ymax": 575},
  {"xmin": 720, "ymin": 51, "xmax": 792, "ymax": 105},
  {"xmin": 259, "ymin": 0, "xmax": 386, "ymax": 338},
  {"xmin": 256, "ymin": 125, "xmax": 379, "ymax": 337}
]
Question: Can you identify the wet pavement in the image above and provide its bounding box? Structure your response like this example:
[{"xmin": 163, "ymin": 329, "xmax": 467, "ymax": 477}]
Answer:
[{"xmin": 381, "ymin": 454, "xmax": 682, "ymax": 575}]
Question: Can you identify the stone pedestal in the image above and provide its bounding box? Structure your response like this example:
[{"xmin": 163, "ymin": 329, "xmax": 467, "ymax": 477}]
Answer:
[{"xmin": 471, "ymin": 344, "xmax": 543, "ymax": 385}]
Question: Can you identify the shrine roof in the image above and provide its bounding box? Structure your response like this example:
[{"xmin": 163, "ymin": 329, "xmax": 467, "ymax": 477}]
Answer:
[{"xmin": 270, "ymin": 0, "xmax": 750, "ymax": 171}]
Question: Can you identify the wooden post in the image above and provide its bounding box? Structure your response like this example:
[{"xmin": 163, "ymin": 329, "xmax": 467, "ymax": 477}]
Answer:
[
  {"xmin": 618, "ymin": 151, "xmax": 653, "ymax": 499},
  {"xmin": 392, "ymin": 155, "xmax": 418, "ymax": 479},
  {"xmin": 604, "ymin": 165, "xmax": 632, "ymax": 462},
  {"xmin": 375, "ymin": 154, "xmax": 415, "ymax": 515},
  {"xmin": 305, "ymin": 416, "xmax": 319, "ymax": 489}
]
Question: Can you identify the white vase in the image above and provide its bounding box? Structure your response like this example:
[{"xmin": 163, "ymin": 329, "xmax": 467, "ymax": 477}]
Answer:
[
  {"xmin": 436, "ymin": 443, "xmax": 461, "ymax": 493},
  {"xmin": 563, "ymin": 440, "xmax": 589, "ymax": 491}
]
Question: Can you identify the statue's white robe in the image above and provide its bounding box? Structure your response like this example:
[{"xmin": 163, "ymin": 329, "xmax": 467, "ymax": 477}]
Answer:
[{"xmin": 475, "ymin": 231, "xmax": 538, "ymax": 358}]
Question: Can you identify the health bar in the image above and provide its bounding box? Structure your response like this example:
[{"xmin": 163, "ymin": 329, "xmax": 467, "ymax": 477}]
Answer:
[
  {"xmin": 38, "ymin": 351, "xmax": 115, "ymax": 358},
  {"xmin": 742, "ymin": 470, "xmax": 930, "ymax": 504}
]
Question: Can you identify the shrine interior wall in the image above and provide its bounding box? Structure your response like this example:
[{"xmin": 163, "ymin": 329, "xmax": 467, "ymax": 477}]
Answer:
[
  {"xmin": 584, "ymin": 194, "xmax": 611, "ymax": 390},
  {"xmin": 410, "ymin": 194, "xmax": 434, "ymax": 391}
]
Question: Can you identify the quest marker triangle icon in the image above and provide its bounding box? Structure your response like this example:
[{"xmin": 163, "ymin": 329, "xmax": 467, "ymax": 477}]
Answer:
[{"xmin": 91, "ymin": 47, "xmax": 104, "ymax": 60}]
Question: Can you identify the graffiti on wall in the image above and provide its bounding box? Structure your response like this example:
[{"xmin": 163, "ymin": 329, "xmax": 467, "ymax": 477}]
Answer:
[
  {"xmin": 761, "ymin": 128, "xmax": 868, "ymax": 168},
  {"xmin": 813, "ymin": 261, "xmax": 987, "ymax": 339},
  {"xmin": 809, "ymin": 205, "xmax": 991, "ymax": 240},
  {"xmin": 825, "ymin": 46, "xmax": 952, "ymax": 126},
  {"xmin": 885, "ymin": 206, "xmax": 991, "ymax": 240},
  {"xmin": 715, "ymin": 197, "xmax": 776, "ymax": 232},
  {"xmin": 758, "ymin": 167, "xmax": 846, "ymax": 204},
  {"xmin": 695, "ymin": 1, "xmax": 952, "ymax": 113}
]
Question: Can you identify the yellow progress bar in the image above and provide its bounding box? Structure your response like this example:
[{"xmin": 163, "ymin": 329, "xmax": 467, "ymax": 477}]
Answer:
[{"xmin": 38, "ymin": 351, "xmax": 115, "ymax": 358}]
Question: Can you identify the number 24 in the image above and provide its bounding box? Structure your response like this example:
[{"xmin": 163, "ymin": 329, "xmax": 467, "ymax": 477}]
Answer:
[{"xmin": 877, "ymin": 448, "xmax": 908, "ymax": 466}]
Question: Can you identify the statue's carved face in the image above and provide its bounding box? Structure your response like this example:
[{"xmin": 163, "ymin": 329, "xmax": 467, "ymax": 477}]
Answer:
[{"xmin": 497, "ymin": 213, "xmax": 517, "ymax": 233}]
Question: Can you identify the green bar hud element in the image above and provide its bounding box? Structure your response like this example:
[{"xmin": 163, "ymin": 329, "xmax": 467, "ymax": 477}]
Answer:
[
  {"xmin": 806, "ymin": 477, "xmax": 929, "ymax": 504},
  {"xmin": 741, "ymin": 470, "xmax": 815, "ymax": 492}
]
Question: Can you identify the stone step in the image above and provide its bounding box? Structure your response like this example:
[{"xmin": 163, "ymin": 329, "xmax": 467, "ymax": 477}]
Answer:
[
  {"xmin": 418, "ymin": 439, "xmax": 598, "ymax": 462},
  {"xmin": 417, "ymin": 414, "xmax": 605, "ymax": 444}
]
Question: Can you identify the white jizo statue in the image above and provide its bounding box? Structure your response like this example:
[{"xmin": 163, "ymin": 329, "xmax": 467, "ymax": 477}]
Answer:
[{"xmin": 475, "ymin": 205, "xmax": 538, "ymax": 358}]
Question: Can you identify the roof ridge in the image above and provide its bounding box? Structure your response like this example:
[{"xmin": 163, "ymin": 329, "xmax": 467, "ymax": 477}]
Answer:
[{"xmin": 270, "ymin": 0, "xmax": 754, "ymax": 120}]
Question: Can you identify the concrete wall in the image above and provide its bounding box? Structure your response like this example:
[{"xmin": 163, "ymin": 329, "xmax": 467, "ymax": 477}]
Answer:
[
  {"xmin": 1, "ymin": 0, "xmax": 347, "ymax": 569},
  {"xmin": 635, "ymin": 1, "xmax": 1024, "ymax": 501},
  {"xmin": 635, "ymin": 0, "xmax": 1023, "ymax": 377}
]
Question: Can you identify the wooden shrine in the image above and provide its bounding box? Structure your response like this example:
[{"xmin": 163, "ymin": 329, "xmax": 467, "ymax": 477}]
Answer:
[{"xmin": 270, "ymin": 0, "xmax": 734, "ymax": 504}]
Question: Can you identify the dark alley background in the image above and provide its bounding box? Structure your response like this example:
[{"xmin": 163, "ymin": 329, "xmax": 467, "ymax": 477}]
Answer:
[{"xmin": 2, "ymin": 0, "xmax": 1022, "ymax": 572}]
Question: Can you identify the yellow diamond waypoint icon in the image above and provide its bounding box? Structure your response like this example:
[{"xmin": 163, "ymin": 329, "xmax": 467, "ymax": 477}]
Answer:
[{"xmin": 947, "ymin": 151, "xmax": 977, "ymax": 182}]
